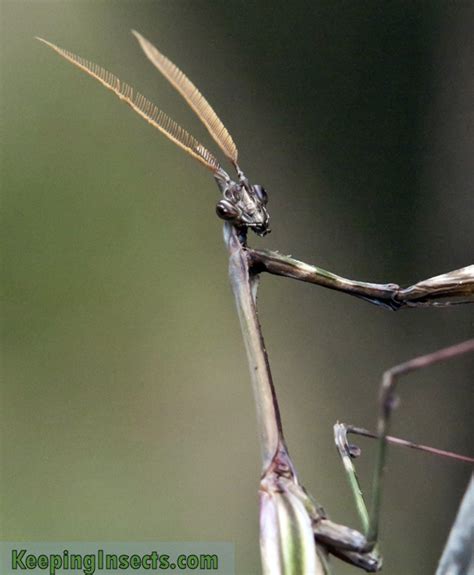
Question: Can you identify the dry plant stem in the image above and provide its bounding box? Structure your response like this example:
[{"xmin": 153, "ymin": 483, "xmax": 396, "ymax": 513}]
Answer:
[
  {"xmin": 248, "ymin": 250, "xmax": 474, "ymax": 310},
  {"xmin": 224, "ymin": 224, "xmax": 286, "ymax": 470}
]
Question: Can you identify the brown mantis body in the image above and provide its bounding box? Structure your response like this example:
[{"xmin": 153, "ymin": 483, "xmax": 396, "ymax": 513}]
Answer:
[{"xmin": 38, "ymin": 32, "xmax": 473, "ymax": 573}]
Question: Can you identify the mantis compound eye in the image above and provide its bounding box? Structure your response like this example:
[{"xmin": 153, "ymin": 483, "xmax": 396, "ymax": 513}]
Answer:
[
  {"xmin": 252, "ymin": 184, "xmax": 268, "ymax": 205},
  {"xmin": 216, "ymin": 200, "xmax": 239, "ymax": 221}
]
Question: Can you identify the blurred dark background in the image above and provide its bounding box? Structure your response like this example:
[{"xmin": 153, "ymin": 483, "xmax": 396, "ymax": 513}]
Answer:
[{"xmin": 2, "ymin": 1, "xmax": 473, "ymax": 574}]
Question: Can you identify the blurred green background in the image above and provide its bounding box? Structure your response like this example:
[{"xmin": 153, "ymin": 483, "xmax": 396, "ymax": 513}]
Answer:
[{"xmin": 2, "ymin": 1, "xmax": 473, "ymax": 574}]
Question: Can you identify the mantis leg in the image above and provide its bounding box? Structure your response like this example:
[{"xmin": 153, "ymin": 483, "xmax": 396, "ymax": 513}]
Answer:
[{"xmin": 334, "ymin": 339, "xmax": 474, "ymax": 551}]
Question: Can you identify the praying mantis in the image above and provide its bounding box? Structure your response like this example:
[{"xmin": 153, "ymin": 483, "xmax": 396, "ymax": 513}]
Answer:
[{"xmin": 37, "ymin": 31, "xmax": 473, "ymax": 573}]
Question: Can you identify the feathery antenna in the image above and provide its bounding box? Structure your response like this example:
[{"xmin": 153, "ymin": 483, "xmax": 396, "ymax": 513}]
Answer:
[
  {"xmin": 132, "ymin": 30, "xmax": 239, "ymax": 166},
  {"xmin": 36, "ymin": 36, "xmax": 222, "ymax": 173}
]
